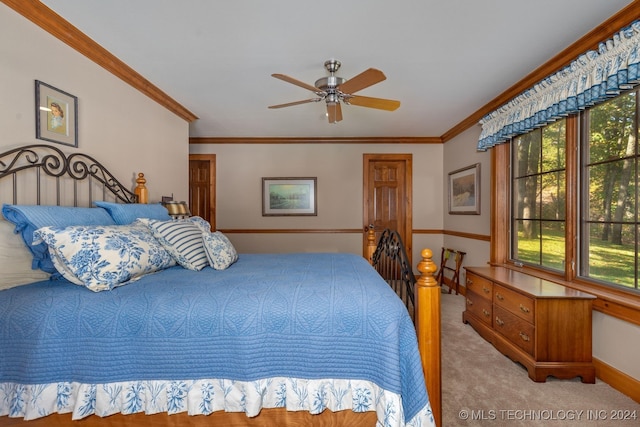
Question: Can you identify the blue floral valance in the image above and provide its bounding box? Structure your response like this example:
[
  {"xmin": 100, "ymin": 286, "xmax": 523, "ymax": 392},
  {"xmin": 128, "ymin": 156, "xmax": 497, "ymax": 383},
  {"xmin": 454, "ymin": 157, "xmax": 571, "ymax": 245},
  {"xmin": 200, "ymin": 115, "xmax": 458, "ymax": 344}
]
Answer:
[{"xmin": 478, "ymin": 20, "xmax": 640, "ymax": 151}]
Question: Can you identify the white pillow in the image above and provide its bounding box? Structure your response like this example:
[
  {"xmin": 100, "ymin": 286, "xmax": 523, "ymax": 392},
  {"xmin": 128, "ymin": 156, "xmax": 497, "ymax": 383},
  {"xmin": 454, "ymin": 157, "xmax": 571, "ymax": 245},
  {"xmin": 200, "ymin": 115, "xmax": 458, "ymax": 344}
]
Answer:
[
  {"xmin": 202, "ymin": 231, "xmax": 238, "ymax": 270},
  {"xmin": 138, "ymin": 217, "xmax": 210, "ymax": 271},
  {"xmin": 33, "ymin": 222, "xmax": 176, "ymax": 292},
  {"xmin": 0, "ymin": 219, "xmax": 50, "ymax": 290}
]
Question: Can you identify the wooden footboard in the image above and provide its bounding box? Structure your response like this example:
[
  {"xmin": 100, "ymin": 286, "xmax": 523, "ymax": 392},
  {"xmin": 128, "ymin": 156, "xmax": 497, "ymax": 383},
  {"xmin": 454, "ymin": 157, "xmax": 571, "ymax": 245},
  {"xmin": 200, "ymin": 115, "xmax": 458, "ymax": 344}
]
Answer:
[
  {"xmin": 415, "ymin": 249, "xmax": 442, "ymax": 427},
  {"xmin": 366, "ymin": 228, "xmax": 442, "ymax": 427}
]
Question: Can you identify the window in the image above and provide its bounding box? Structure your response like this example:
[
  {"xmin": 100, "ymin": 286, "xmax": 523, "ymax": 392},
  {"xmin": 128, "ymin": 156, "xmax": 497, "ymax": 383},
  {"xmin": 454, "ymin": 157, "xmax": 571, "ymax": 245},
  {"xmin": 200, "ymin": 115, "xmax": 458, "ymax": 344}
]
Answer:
[
  {"xmin": 511, "ymin": 120, "xmax": 566, "ymax": 271},
  {"xmin": 508, "ymin": 91, "xmax": 640, "ymax": 293},
  {"xmin": 581, "ymin": 92, "xmax": 639, "ymax": 291}
]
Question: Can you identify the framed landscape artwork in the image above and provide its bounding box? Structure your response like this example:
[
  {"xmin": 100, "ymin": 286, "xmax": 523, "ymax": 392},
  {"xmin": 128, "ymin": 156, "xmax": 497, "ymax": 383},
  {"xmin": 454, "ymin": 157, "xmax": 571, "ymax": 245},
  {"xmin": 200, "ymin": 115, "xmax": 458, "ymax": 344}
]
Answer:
[
  {"xmin": 448, "ymin": 163, "xmax": 480, "ymax": 215},
  {"xmin": 262, "ymin": 177, "xmax": 317, "ymax": 216}
]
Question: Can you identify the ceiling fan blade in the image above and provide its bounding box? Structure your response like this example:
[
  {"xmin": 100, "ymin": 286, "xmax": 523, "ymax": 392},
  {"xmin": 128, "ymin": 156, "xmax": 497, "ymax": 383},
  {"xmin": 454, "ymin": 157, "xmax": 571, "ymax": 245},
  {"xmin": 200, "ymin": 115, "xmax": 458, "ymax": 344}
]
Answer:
[
  {"xmin": 336, "ymin": 102, "xmax": 343, "ymax": 122},
  {"xmin": 346, "ymin": 95, "xmax": 400, "ymax": 111},
  {"xmin": 271, "ymin": 74, "xmax": 321, "ymax": 93},
  {"xmin": 338, "ymin": 68, "xmax": 387, "ymax": 94},
  {"xmin": 268, "ymin": 98, "xmax": 320, "ymax": 109},
  {"xmin": 326, "ymin": 102, "xmax": 343, "ymax": 123}
]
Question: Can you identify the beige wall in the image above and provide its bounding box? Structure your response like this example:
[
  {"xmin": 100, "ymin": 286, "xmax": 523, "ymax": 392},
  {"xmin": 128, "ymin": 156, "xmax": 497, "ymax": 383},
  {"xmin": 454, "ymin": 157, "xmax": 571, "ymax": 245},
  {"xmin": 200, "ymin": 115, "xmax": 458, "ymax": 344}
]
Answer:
[
  {"xmin": 189, "ymin": 143, "xmax": 444, "ymax": 267},
  {"xmin": 442, "ymin": 124, "xmax": 492, "ymax": 277},
  {"xmin": 0, "ymin": 5, "xmax": 189, "ymax": 202},
  {"xmin": 593, "ymin": 311, "xmax": 640, "ymax": 380}
]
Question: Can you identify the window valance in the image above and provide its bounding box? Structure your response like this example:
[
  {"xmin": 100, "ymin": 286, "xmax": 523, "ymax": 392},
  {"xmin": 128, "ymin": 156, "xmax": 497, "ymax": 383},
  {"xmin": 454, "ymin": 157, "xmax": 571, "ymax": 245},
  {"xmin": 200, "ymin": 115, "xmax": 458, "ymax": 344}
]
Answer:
[{"xmin": 478, "ymin": 20, "xmax": 640, "ymax": 151}]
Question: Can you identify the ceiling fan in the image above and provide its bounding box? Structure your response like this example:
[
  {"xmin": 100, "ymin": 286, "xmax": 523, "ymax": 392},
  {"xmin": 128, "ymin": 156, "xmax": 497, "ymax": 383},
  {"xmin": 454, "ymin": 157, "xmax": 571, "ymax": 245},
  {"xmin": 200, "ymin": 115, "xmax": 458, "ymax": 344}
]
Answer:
[{"xmin": 268, "ymin": 59, "xmax": 400, "ymax": 124}]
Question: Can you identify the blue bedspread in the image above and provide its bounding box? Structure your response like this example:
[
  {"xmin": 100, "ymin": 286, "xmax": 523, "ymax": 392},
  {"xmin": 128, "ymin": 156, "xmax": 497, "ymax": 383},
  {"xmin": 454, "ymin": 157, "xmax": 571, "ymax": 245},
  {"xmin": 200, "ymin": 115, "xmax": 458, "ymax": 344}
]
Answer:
[{"xmin": 0, "ymin": 253, "xmax": 433, "ymax": 426}]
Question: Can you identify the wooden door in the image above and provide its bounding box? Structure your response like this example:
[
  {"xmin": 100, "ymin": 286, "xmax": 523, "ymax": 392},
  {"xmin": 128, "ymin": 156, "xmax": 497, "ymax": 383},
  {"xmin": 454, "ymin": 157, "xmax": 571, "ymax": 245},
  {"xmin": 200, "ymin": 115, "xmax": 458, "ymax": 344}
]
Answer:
[
  {"xmin": 189, "ymin": 154, "xmax": 216, "ymax": 230},
  {"xmin": 363, "ymin": 154, "xmax": 412, "ymax": 262}
]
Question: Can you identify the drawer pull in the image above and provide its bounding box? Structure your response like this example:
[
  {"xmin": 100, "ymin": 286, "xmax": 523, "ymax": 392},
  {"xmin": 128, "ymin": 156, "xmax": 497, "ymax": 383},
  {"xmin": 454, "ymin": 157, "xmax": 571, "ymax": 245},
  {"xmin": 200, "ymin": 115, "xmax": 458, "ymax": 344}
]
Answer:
[
  {"xmin": 519, "ymin": 304, "xmax": 530, "ymax": 314},
  {"xmin": 482, "ymin": 287, "xmax": 490, "ymax": 294},
  {"xmin": 495, "ymin": 317, "xmax": 504, "ymax": 326},
  {"xmin": 482, "ymin": 309, "xmax": 490, "ymax": 317},
  {"xmin": 466, "ymin": 298, "xmax": 473, "ymax": 306},
  {"xmin": 496, "ymin": 293, "xmax": 504, "ymax": 301},
  {"xmin": 519, "ymin": 332, "xmax": 530, "ymax": 342},
  {"xmin": 466, "ymin": 278, "xmax": 473, "ymax": 285}
]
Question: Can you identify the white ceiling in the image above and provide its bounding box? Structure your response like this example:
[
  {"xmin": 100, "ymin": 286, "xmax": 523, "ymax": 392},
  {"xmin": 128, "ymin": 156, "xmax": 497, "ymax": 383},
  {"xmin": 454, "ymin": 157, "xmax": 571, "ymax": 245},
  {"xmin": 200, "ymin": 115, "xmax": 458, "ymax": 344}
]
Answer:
[{"xmin": 41, "ymin": 0, "xmax": 633, "ymax": 138}]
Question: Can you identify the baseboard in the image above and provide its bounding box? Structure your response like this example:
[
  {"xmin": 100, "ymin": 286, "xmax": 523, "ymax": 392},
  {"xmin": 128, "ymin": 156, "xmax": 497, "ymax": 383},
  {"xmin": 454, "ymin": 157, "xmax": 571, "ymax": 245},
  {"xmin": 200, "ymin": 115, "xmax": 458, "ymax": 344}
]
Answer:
[{"xmin": 593, "ymin": 357, "xmax": 640, "ymax": 403}]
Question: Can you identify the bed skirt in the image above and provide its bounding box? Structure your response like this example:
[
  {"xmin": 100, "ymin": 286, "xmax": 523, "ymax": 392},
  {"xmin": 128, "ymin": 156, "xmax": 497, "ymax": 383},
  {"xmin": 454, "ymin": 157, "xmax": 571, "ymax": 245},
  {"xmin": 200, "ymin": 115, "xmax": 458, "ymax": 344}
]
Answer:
[{"xmin": 1, "ymin": 377, "xmax": 433, "ymax": 426}]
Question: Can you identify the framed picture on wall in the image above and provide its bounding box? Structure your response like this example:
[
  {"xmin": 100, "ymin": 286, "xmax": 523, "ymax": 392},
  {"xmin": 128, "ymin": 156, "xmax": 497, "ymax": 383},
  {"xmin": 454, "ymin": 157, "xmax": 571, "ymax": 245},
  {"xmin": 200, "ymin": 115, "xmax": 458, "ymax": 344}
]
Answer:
[
  {"xmin": 35, "ymin": 80, "xmax": 78, "ymax": 147},
  {"xmin": 448, "ymin": 163, "xmax": 480, "ymax": 215},
  {"xmin": 262, "ymin": 177, "xmax": 317, "ymax": 216}
]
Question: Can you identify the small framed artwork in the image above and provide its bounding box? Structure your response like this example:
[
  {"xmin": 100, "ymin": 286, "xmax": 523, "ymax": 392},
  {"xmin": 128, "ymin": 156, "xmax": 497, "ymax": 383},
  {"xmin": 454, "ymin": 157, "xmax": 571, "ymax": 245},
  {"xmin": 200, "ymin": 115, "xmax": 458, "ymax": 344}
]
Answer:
[
  {"xmin": 262, "ymin": 177, "xmax": 317, "ymax": 216},
  {"xmin": 35, "ymin": 80, "xmax": 78, "ymax": 147},
  {"xmin": 448, "ymin": 163, "xmax": 481, "ymax": 215}
]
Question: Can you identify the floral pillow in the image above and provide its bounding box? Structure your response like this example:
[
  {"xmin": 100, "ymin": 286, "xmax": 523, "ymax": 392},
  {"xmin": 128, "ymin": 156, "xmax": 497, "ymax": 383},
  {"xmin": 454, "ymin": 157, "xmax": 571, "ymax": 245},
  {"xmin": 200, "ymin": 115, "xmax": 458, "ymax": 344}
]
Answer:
[
  {"xmin": 202, "ymin": 231, "xmax": 238, "ymax": 270},
  {"xmin": 137, "ymin": 217, "xmax": 211, "ymax": 271},
  {"xmin": 33, "ymin": 222, "xmax": 176, "ymax": 292},
  {"xmin": 1, "ymin": 204, "xmax": 116, "ymax": 274}
]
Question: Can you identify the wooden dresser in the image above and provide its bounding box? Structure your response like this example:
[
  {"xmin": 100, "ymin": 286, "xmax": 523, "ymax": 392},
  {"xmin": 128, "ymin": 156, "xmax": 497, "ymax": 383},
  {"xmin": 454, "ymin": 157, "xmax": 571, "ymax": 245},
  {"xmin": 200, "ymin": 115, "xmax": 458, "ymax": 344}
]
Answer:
[{"xmin": 463, "ymin": 266, "xmax": 596, "ymax": 383}]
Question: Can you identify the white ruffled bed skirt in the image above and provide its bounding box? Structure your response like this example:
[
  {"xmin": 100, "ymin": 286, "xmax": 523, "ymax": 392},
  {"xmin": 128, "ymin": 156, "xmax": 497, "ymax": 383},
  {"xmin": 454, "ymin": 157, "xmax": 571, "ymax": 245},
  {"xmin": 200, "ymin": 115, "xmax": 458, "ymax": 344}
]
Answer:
[{"xmin": 1, "ymin": 377, "xmax": 435, "ymax": 427}]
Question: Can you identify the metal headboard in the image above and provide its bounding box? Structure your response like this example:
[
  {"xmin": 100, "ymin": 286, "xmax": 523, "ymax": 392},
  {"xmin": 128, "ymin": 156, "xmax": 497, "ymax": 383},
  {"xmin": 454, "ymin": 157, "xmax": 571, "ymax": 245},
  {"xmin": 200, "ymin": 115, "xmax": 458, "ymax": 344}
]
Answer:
[
  {"xmin": 0, "ymin": 144, "xmax": 137, "ymax": 206},
  {"xmin": 371, "ymin": 228, "xmax": 416, "ymax": 318}
]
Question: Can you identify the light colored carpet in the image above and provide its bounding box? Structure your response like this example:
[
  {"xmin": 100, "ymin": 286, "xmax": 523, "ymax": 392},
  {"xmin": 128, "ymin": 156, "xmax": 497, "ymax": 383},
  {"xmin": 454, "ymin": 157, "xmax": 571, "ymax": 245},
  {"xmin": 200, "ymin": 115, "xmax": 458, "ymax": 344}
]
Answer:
[{"xmin": 440, "ymin": 292, "xmax": 640, "ymax": 426}]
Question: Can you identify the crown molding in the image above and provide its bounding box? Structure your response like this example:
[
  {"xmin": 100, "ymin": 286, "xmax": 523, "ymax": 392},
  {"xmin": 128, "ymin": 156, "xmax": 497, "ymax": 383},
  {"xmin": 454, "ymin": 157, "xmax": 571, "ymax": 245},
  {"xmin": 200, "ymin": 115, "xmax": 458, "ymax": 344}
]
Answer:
[
  {"xmin": 1, "ymin": 0, "xmax": 198, "ymax": 123},
  {"xmin": 6, "ymin": 0, "xmax": 640, "ymax": 141},
  {"xmin": 189, "ymin": 136, "xmax": 442, "ymax": 144}
]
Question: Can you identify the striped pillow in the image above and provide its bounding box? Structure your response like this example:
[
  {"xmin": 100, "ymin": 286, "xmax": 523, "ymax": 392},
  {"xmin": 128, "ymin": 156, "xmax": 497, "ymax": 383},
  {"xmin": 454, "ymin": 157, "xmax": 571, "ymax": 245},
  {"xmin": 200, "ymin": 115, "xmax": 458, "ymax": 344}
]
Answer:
[{"xmin": 138, "ymin": 217, "xmax": 209, "ymax": 271}]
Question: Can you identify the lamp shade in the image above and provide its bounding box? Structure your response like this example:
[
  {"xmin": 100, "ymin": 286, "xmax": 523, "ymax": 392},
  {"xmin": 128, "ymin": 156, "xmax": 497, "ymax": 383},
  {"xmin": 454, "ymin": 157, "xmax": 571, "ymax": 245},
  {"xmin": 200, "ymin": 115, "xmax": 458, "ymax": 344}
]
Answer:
[{"xmin": 163, "ymin": 201, "xmax": 191, "ymax": 218}]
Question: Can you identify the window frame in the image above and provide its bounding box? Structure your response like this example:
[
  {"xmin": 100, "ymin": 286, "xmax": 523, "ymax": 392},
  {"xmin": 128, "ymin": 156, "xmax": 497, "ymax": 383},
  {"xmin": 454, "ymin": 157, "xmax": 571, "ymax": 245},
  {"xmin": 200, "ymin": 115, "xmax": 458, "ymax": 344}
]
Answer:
[
  {"xmin": 492, "ymin": 115, "xmax": 640, "ymax": 326},
  {"xmin": 579, "ymin": 93, "xmax": 639, "ymax": 291}
]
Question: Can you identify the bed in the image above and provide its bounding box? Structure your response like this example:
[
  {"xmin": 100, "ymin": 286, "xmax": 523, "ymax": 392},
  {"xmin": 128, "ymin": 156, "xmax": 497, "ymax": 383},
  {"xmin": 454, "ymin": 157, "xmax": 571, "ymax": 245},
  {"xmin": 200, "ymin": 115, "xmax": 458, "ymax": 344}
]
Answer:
[{"xmin": 0, "ymin": 144, "xmax": 442, "ymax": 427}]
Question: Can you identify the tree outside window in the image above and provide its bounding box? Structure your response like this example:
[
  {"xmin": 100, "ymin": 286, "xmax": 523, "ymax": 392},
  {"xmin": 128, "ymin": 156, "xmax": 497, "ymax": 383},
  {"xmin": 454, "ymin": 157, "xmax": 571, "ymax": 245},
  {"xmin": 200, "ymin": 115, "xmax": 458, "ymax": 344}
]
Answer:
[
  {"xmin": 511, "ymin": 120, "xmax": 566, "ymax": 271},
  {"xmin": 582, "ymin": 92, "xmax": 638, "ymax": 290}
]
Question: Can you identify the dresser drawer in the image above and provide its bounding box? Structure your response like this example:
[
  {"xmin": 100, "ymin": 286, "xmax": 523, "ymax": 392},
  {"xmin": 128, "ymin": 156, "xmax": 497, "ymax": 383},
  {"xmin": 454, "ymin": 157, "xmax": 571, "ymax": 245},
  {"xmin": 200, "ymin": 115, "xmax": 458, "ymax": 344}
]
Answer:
[
  {"xmin": 465, "ymin": 272, "xmax": 493, "ymax": 301},
  {"xmin": 494, "ymin": 306, "xmax": 535, "ymax": 356},
  {"xmin": 465, "ymin": 292, "xmax": 493, "ymax": 326},
  {"xmin": 493, "ymin": 284, "xmax": 534, "ymax": 323},
  {"xmin": 463, "ymin": 266, "xmax": 595, "ymax": 383}
]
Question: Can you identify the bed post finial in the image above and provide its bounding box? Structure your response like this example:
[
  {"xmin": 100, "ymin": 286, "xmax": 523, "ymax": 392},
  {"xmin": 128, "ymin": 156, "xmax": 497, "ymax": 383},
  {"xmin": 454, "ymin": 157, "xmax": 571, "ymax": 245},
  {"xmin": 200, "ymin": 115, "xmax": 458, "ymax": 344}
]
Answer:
[
  {"xmin": 416, "ymin": 248, "xmax": 442, "ymax": 427},
  {"xmin": 417, "ymin": 249, "xmax": 437, "ymax": 286},
  {"xmin": 366, "ymin": 224, "xmax": 376, "ymax": 264},
  {"xmin": 134, "ymin": 172, "xmax": 148, "ymax": 204}
]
